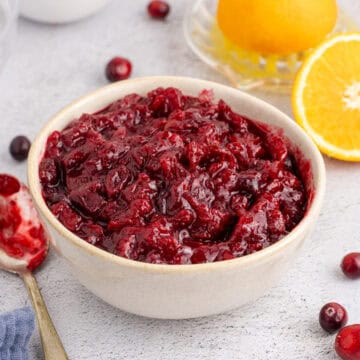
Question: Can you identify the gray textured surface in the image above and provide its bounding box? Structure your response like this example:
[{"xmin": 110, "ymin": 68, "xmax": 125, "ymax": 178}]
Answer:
[{"xmin": 0, "ymin": 1, "xmax": 360, "ymax": 359}]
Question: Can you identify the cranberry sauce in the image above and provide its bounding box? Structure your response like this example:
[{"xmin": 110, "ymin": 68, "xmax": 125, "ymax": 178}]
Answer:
[
  {"xmin": 0, "ymin": 174, "xmax": 48, "ymax": 270},
  {"xmin": 40, "ymin": 87, "xmax": 309, "ymax": 264}
]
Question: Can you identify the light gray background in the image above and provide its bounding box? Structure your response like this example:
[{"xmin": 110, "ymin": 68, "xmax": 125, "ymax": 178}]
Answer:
[{"xmin": 0, "ymin": 1, "xmax": 360, "ymax": 359}]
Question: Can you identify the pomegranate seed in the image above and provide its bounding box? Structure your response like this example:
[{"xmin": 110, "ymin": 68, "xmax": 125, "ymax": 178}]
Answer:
[
  {"xmin": 341, "ymin": 253, "xmax": 360, "ymax": 279},
  {"xmin": 9, "ymin": 136, "xmax": 31, "ymax": 161},
  {"xmin": 319, "ymin": 302, "xmax": 348, "ymax": 333},
  {"xmin": 105, "ymin": 57, "xmax": 132, "ymax": 82},
  {"xmin": 0, "ymin": 174, "xmax": 21, "ymax": 196},
  {"xmin": 147, "ymin": 1, "xmax": 170, "ymax": 19},
  {"xmin": 335, "ymin": 325, "xmax": 360, "ymax": 360}
]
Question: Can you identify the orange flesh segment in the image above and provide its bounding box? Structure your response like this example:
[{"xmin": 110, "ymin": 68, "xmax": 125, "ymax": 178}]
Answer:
[{"xmin": 293, "ymin": 33, "xmax": 360, "ymax": 160}]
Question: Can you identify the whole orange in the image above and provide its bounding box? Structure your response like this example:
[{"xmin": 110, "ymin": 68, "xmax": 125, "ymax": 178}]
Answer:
[{"xmin": 217, "ymin": 0, "xmax": 338, "ymax": 55}]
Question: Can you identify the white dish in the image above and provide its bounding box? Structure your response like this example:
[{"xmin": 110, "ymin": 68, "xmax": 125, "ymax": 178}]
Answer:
[
  {"xmin": 20, "ymin": 0, "xmax": 111, "ymax": 24},
  {"xmin": 28, "ymin": 76, "xmax": 326, "ymax": 319},
  {"xmin": 0, "ymin": 0, "xmax": 18, "ymax": 73}
]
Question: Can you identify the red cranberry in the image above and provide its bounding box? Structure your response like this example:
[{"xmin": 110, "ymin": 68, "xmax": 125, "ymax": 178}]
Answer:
[
  {"xmin": 105, "ymin": 57, "xmax": 132, "ymax": 82},
  {"xmin": 341, "ymin": 253, "xmax": 360, "ymax": 279},
  {"xmin": 9, "ymin": 136, "xmax": 31, "ymax": 161},
  {"xmin": 335, "ymin": 325, "xmax": 360, "ymax": 360},
  {"xmin": 147, "ymin": 1, "xmax": 170, "ymax": 19},
  {"xmin": 319, "ymin": 302, "xmax": 348, "ymax": 333},
  {"xmin": 0, "ymin": 174, "xmax": 21, "ymax": 196}
]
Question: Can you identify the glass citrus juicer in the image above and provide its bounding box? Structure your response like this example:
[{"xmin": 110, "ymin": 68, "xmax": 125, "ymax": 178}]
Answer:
[{"xmin": 184, "ymin": 0, "xmax": 358, "ymax": 92}]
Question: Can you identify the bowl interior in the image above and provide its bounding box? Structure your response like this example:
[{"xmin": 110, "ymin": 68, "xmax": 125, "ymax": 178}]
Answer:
[{"xmin": 28, "ymin": 76, "xmax": 326, "ymax": 272}]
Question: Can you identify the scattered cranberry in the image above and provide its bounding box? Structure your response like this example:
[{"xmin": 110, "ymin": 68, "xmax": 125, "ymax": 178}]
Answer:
[
  {"xmin": 105, "ymin": 57, "xmax": 132, "ymax": 82},
  {"xmin": 341, "ymin": 253, "xmax": 360, "ymax": 279},
  {"xmin": 335, "ymin": 325, "xmax": 360, "ymax": 360},
  {"xmin": 147, "ymin": 1, "xmax": 170, "ymax": 19},
  {"xmin": 0, "ymin": 174, "xmax": 20, "ymax": 196},
  {"xmin": 319, "ymin": 302, "xmax": 348, "ymax": 333},
  {"xmin": 9, "ymin": 136, "xmax": 31, "ymax": 161}
]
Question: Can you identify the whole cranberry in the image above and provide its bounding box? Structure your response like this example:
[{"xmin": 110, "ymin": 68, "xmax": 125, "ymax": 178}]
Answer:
[
  {"xmin": 9, "ymin": 136, "xmax": 31, "ymax": 161},
  {"xmin": 319, "ymin": 302, "xmax": 348, "ymax": 333},
  {"xmin": 147, "ymin": 1, "xmax": 170, "ymax": 19},
  {"xmin": 335, "ymin": 325, "xmax": 360, "ymax": 360},
  {"xmin": 105, "ymin": 57, "xmax": 132, "ymax": 82},
  {"xmin": 341, "ymin": 253, "xmax": 360, "ymax": 279}
]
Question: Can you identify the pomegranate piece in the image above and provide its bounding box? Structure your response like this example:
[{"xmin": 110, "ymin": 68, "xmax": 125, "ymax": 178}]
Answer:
[
  {"xmin": 319, "ymin": 302, "xmax": 348, "ymax": 333},
  {"xmin": 0, "ymin": 174, "xmax": 49, "ymax": 271},
  {"xmin": 335, "ymin": 325, "xmax": 360, "ymax": 360},
  {"xmin": 105, "ymin": 57, "xmax": 132, "ymax": 82},
  {"xmin": 147, "ymin": 1, "xmax": 170, "ymax": 19},
  {"xmin": 39, "ymin": 87, "xmax": 309, "ymax": 264},
  {"xmin": 341, "ymin": 253, "xmax": 360, "ymax": 279},
  {"xmin": 9, "ymin": 136, "xmax": 31, "ymax": 161}
]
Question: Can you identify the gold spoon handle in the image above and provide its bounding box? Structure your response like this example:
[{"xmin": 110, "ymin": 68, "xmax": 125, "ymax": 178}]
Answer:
[{"xmin": 21, "ymin": 271, "xmax": 69, "ymax": 360}]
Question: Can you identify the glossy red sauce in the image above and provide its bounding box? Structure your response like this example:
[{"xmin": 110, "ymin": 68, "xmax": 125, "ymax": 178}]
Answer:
[
  {"xmin": 0, "ymin": 174, "xmax": 48, "ymax": 270},
  {"xmin": 40, "ymin": 88, "xmax": 311, "ymax": 264}
]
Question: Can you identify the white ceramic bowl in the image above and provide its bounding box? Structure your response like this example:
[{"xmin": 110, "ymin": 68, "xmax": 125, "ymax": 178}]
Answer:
[
  {"xmin": 28, "ymin": 76, "xmax": 326, "ymax": 319},
  {"xmin": 20, "ymin": 0, "xmax": 111, "ymax": 24}
]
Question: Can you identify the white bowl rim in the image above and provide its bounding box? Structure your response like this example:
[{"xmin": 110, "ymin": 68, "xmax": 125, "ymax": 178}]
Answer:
[{"xmin": 28, "ymin": 76, "xmax": 326, "ymax": 274}]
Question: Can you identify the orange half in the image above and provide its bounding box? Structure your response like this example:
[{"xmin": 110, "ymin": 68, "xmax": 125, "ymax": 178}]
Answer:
[{"xmin": 292, "ymin": 32, "xmax": 360, "ymax": 161}]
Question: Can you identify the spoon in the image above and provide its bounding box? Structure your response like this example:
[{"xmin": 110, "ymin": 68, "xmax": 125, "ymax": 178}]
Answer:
[{"xmin": 0, "ymin": 174, "xmax": 68, "ymax": 360}]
